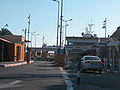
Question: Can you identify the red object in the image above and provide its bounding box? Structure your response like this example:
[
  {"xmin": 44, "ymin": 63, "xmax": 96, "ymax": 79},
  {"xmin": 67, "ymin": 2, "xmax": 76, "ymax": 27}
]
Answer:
[
  {"xmin": 85, "ymin": 61, "xmax": 90, "ymax": 63},
  {"xmin": 98, "ymin": 61, "xmax": 103, "ymax": 64}
]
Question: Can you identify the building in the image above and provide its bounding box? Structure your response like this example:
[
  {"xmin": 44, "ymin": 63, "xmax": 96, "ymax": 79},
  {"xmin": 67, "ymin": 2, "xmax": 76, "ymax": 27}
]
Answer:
[
  {"xmin": 0, "ymin": 35, "xmax": 25, "ymax": 62},
  {"xmin": 65, "ymin": 35, "xmax": 98, "ymax": 60},
  {"xmin": 65, "ymin": 32, "xmax": 110, "ymax": 61}
]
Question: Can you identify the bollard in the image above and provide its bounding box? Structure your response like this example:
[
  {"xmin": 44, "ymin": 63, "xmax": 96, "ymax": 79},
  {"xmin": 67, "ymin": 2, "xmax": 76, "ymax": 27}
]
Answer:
[
  {"xmin": 77, "ymin": 62, "xmax": 80, "ymax": 86},
  {"xmin": 77, "ymin": 70, "xmax": 80, "ymax": 85}
]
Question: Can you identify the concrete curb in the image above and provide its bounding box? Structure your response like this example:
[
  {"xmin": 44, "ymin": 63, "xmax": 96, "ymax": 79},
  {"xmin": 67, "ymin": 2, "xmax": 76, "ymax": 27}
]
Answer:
[
  {"xmin": 105, "ymin": 69, "xmax": 120, "ymax": 74},
  {"xmin": 0, "ymin": 61, "xmax": 34, "ymax": 67},
  {"xmin": 59, "ymin": 67, "xmax": 74, "ymax": 90}
]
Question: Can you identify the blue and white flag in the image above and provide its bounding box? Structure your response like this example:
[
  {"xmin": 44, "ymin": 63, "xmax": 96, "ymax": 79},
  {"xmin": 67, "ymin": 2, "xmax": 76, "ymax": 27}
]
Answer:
[{"xmin": 102, "ymin": 18, "xmax": 107, "ymax": 28}]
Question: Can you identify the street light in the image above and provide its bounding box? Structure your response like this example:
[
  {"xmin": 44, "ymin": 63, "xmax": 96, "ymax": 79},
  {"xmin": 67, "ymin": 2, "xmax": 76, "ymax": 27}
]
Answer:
[
  {"xmin": 52, "ymin": 0, "xmax": 60, "ymax": 47},
  {"xmin": 30, "ymin": 31, "xmax": 36, "ymax": 47},
  {"xmin": 35, "ymin": 34, "xmax": 40, "ymax": 48},
  {"xmin": 63, "ymin": 19, "xmax": 72, "ymax": 45},
  {"xmin": 27, "ymin": 14, "xmax": 31, "ymax": 46},
  {"xmin": 60, "ymin": 0, "xmax": 63, "ymax": 48}
]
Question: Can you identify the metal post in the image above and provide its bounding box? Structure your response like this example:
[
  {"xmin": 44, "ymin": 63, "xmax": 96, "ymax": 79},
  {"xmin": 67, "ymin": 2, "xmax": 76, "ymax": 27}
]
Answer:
[
  {"xmin": 34, "ymin": 34, "xmax": 39, "ymax": 48},
  {"xmin": 28, "ymin": 13, "xmax": 31, "ymax": 46},
  {"xmin": 60, "ymin": 0, "xmax": 63, "ymax": 48},
  {"xmin": 65, "ymin": 21, "xmax": 67, "ymax": 45},
  {"xmin": 52, "ymin": 0, "xmax": 60, "ymax": 47},
  {"xmin": 62, "ymin": 19, "xmax": 72, "ymax": 45},
  {"xmin": 31, "ymin": 32, "xmax": 35, "ymax": 47},
  {"xmin": 31, "ymin": 34, "xmax": 32, "ymax": 47},
  {"xmin": 77, "ymin": 61, "xmax": 80, "ymax": 85},
  {"xmin": 57, "ymin": 1, "xmax": 60, "ymax": 47},
  {"xmin": 25, "ymin": 28, "xmax": 27, "ymax": 41},
  {"xmin": 35, "ymin": 35, "xmax": 36, "ymax": 48}
]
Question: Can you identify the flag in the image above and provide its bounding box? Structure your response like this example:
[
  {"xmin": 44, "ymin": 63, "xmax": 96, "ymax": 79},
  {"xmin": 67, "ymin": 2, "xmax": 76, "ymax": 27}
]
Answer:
[
  {"xmin": 102, "ymin": 18, "xmax": 107, "ymax": 28},
  {"xmin": 28, "ymin": 14, "xmax": 30, "ymax": 23}
]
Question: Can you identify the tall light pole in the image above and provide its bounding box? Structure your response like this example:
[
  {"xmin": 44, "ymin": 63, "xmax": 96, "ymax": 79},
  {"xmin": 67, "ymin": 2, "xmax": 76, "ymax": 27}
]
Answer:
[
  {"xmin": 27, "ymin": 13, "xmax": 31, "ymax": 46},
  {"xmin": 53, "ymin": 0, "xmax": 60, "ymax": 47},
  {"xmin": 59, "ymin": 0, "xmax": 64, "ymax": 48},
  {"xmin": 31, "ymin": 31, "xmax": 36, "ymax": 47},
  {"xmin": 63, "ymin": 19, "xmax": 72, "ymax": 45},
  {"xmin": 35, "ymin": 34, "xmax": 40, "ymax": 48}
]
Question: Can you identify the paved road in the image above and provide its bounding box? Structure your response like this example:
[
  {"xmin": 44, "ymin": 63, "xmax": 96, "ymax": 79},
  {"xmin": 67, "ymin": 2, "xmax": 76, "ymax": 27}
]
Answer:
[
  {"xmin": 79, "ymin": 71, "xmax": 120, "ymax": 90},
  {"xmin": 0, "ymin": 61, "xmax": 66, "ymax": 90},
  {"xmin": 64, "ymin": 61, "xmax": 120, "ymax": 90}
]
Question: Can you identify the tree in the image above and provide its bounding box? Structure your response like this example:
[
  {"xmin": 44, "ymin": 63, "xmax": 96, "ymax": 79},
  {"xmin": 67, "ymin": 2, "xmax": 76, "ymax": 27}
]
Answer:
[{"xmin": 0, "ymin": 28, "xmax": 13, "ymax": 36}]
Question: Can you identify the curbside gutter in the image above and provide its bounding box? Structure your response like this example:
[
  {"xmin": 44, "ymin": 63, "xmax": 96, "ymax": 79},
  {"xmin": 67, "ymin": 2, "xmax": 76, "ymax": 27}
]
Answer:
[{"xmin": 59, "ymin": 67, "xmax": 74, "ymax": 90}]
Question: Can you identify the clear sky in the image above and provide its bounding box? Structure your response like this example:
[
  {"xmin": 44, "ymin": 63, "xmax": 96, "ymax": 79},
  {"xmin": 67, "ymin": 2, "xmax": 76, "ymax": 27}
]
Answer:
[{"xmin": 0, "ymin": 0, "xmax": 120, "ymax": 47}]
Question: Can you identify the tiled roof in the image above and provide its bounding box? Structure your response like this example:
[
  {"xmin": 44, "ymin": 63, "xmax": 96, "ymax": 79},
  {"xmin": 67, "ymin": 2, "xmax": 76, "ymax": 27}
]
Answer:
[
  {"xmin": 0, "ymin": 35, "xmax": 24, "ymax": 43},
  {"xmin": 66, "ymin": 36, "xmax": 98, "ymax": 40},
  {"xmin": 0, "ymin": 38, "xmax": 11, "ymax": 43},
  {"xmin": 111, "ymin": 26, "xmax": 120, "ymax": 39}
]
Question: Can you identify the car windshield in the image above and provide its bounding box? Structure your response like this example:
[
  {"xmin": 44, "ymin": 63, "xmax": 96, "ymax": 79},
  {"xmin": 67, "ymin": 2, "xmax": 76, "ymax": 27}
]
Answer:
[{"xmin": 85, "ymin": 57, "xmax": 100, "ymax": 60}]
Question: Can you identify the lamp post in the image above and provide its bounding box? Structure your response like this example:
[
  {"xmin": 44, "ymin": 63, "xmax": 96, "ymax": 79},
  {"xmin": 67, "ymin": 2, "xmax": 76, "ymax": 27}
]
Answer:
[
  {"xmin": 35, "ymin": 34, "xmax": 40, "ymax": 48},
  {"xmin": 53, "ymin": 0, "xmax": 60, "ymax": 47},
  {"xmin": 30, "ymin": 31, "xmax": 36, "ymax": 47},
  {"xmin": 59, "ymin": 0, "xmax": 63, "ymax": 48},
  {"xmin": 63, "ymin": 19, "xmax": 72, "ymax": 45},
  {"xmin": 27, "ymin": 13, "xmax": 31, "ymax": 47}
]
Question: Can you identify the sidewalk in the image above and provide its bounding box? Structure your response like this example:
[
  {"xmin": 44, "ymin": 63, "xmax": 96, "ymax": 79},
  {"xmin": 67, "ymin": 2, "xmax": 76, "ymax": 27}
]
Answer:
[{"xmin": 0, "ymin": 60, "xmax": 34, "ymax": 67}]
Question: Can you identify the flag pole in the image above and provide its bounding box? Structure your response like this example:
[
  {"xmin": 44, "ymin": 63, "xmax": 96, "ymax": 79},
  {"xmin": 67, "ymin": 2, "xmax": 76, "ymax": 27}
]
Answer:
[
  {"xmin": 102, "ymin": 18, "xmax": 107, "ymax": 69},
  {"xmin": 105, "ymin": 18, "xmax": 107, "ymax": 38}
]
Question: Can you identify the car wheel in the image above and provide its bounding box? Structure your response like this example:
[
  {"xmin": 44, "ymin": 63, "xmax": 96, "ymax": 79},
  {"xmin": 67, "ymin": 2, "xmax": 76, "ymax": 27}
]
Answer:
[{"xmin": 99, "ymin": 70, "xmax": 102, "ymax": 74}]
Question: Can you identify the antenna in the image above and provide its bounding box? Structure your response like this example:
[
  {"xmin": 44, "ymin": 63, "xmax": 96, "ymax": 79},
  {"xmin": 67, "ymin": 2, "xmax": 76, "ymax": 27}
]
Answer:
[
  {"xmin": 88, "ymin": 18, "xmax": 94, "ymax": 34},
  {"xmin": 42, "ymin": 34, "xmax": 45, "ymax": 45}
]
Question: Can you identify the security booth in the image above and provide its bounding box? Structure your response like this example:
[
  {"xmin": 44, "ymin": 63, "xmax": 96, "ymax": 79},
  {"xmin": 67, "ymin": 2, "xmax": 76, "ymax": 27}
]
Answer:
[
  {"xmin": 0, "ymin": 38, "xmax": 12, "ymax": 62},
  {"xmin": 0, "ymin": 35, "xmax": 25, "ymax": 62}
]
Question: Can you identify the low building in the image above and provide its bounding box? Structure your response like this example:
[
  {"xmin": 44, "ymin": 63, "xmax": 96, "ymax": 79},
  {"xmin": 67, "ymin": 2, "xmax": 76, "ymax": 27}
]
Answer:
[
  {"xmin": 65, "ymin": 33, "xmax": 109, "ymax": 61},
  {"xmin": 0, "ymin": 35, "xmax": 25, "ymax": 62}
]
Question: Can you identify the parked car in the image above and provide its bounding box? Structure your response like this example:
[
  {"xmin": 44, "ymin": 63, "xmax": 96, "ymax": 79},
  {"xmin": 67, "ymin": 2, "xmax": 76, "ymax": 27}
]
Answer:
[{"xmin": 80, "ymin": 55, "xmax": 104, "ymax": 73}]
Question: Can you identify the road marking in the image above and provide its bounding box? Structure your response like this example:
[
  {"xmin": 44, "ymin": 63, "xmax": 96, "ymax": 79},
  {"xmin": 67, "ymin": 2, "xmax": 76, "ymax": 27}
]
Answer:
[
  {"xmin": 59, "ymin": 67, "xmax": 74, "ymax": 90},
  {"xmin": 0, "ymin": 80, "xmax": 22, "ymax": 89},
  {"xmin": 9, "ymin": 80, "xmax": 22, "ymax": 85}
]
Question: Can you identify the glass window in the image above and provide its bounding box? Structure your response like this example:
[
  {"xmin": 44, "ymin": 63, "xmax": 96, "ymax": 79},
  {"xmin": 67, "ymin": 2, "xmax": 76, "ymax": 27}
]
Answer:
[{"xmin": 85, "ymin": 57, "xmax": 100, "ymax": 60}]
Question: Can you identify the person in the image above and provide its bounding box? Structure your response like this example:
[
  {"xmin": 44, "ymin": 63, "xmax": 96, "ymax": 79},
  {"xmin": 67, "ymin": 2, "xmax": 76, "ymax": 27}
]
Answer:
[{"xmin": 26, "ymin": 46, "xmax": 30, "ymax": 64}]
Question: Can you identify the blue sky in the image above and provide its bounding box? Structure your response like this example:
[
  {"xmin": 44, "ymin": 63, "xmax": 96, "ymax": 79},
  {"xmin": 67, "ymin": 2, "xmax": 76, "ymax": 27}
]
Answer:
[{"xmin": 0, "ymin": 0, "xmax": 120, "ymax": 47}]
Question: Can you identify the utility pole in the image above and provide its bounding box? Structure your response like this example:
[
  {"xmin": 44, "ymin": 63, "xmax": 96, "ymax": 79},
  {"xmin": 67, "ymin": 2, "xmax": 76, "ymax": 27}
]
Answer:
[
  {"xmin": 25, "ymin": 28, "xmax": 27, "ymax": 41},
  {"xmin": 52, "ymin": 0, "xmax": 60, "ymax": 47},
  {"xmin": 28, "ymin": 13, "xmax": 31, "ymax": 46},
  {"xmin": 102, "ymin": 18, "xmax": 107, "ymax": 69},
  {"xmin": 60, "ymin": 0, "xmax": 63, "ymax": 48},
  {"xmin": 63, "ymin": 19, "xmax": 72, "ymax": 45},
  {"xmin": 26, "ymin": 13, "xmax": 31, "ymax": 63}
]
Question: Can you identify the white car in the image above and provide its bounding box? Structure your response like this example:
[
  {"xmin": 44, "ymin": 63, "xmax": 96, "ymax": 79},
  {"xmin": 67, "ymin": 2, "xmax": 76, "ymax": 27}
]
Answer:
[{"xmin": 80, "ymin": 56, "xmax": 104, "ymax": 73}]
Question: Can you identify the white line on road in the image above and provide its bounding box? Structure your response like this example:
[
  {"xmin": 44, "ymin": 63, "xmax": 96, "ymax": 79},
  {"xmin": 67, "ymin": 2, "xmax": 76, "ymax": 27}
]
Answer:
[
  {"xmin": 59, "ymin": 67, "xmax": 74, "ymax": 90},
  {"xmin": 0, "ymin": 80, "xmax": 22, "ymax": 89},
  {"xmin": 9, "ymin": 80, "xmax": 22, "ymax": 85}
]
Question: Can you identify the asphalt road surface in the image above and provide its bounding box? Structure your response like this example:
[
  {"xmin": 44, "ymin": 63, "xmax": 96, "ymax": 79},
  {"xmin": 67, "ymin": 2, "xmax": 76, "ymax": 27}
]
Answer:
[
  {"xmin": 65, "ymin": 61, "xmax": 120, "ymax": 90},
  {"xmin": 0, "ymin": 61, "xmax": 66, "ymax": 90}
]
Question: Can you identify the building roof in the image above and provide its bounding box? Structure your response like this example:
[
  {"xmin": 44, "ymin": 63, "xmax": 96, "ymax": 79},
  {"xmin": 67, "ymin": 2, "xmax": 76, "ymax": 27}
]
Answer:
[
  {"xmin": 107, "ymin": 41, "xmax": 120, "ymax": 46},
  {"xmin": 66, "ymin": 36, "xmax": 98, "ymax": 40},
  {"xmin": 0, "ymin": 38, "xmax": 11, "ymax": 43},
  {"xmin": 111, "ymin": 26, "xmax": 120, "ymax": 39},
  {"xmin": 0, "ymin": 35, "xmax": 24, "ymax": 43}
]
